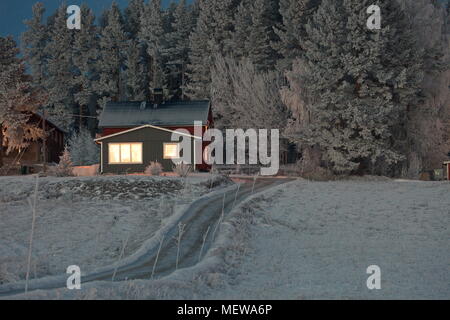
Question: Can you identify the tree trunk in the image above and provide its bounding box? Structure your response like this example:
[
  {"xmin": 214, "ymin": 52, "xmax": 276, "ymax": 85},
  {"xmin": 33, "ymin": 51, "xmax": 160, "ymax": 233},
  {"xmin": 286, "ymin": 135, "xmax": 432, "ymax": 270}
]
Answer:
[{"xmin": 0, "ymin": 123, "xmax": 3, "ymax": 168}]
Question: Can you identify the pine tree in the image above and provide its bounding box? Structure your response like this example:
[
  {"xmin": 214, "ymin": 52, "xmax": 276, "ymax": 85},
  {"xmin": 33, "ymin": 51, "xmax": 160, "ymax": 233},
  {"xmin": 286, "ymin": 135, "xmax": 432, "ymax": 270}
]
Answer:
[
  {"xmin": 274, "ymin": 0, "xmax": 320, "ymax": 72},
  {"xmin": 186, "ymin": 0, "xmax": 240, "ymax": 99},
  {"xmin": 186, "ymin": 0, "xmax": 213, "ymax": 99},
  {"xmin": 73, "ymin": 4, "xmax": 99, "ymax": 129},
  {"xmin": 96, "ymin": 2, "xmax": 127, "ymax": 109},
  {"xmin": 123, "ymin": 0, "xmax": 148, "ymax": 101},
  {"xmin": 247, "ymin": 0, "xmax": 282, "ymax": 71},
  {"xmin": 124, "ymin": 41, "xmax": 147, "ymax": 100},
  {"xmin": 232, "ymin": 0, "xmax": 252, "ymax": 59},
  {"xmin": 293, "ymin": 0, "xmax": 424, "ymax": 175},
  {"xmin": 211, "ymin": 0, "xmax": 240, "ymax": 55},
  {"xmin": 44, "ymin": 4, "xmax": 76, "ymax": 130},
  {"xmin": 139, "ymin": 0, "xmax": 167, "ymax": 91},
  {"xmin": 21, "ymin": 2, "xmax": 49, "ymax": 90},
  {"xmin": 165, "ymin": 0, "xmax": 194, "ymax": 99},
  {"xmin": 0, "ymin": 37, "xmax": 46, "ymax": 167},
  {"xmin": 124, "ymin": 0, "xmax": 145, "ymax": 39}
]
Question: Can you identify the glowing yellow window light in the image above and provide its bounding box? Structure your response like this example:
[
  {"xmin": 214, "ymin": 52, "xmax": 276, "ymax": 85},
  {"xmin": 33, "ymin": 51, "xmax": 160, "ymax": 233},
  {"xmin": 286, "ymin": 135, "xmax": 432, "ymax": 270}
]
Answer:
[
  {"xmin": 164, "ymin": 143, "xmax": 179, "ymax": 159},
  {"xmin": 108, "ymin": 143, "xmax": 142, "ymax": 164}
]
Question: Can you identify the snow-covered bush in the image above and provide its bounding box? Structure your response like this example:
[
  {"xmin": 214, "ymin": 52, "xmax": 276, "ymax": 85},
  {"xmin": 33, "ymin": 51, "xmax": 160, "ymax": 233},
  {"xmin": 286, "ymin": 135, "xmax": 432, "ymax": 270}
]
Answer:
[
  {"xmin": 173, "ymin": 163, "xmax": 192, "ymax": 178},
  {"xmin": 145, "ymin": 161, "xmax": 163, "ymax": 176},
  {"xmin": 68, "ymin": 128, "xmax": 99, "ymax": 166},
  {"xmin": 52, "ymin": 147, "xmax": 74, "ymax": 177}
]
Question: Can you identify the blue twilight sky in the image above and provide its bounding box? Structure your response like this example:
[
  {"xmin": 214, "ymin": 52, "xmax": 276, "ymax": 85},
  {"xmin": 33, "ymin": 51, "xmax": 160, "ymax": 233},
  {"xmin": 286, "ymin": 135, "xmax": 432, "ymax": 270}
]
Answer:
[{"xmin": 0, "ymin": 0, "xmax": 178, "ymax": 41}]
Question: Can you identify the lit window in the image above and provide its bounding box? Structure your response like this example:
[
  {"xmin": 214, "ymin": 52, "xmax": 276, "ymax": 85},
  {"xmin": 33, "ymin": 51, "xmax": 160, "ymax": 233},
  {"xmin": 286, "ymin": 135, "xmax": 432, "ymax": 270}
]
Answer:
[
  {"xmin": 131, "ymin": 143, "xmax": 142, "ymax": 163},
  {"xmin": 203, "ymin": 145, "xmax": 210, "ymax": 163},
  {"xmin": 108, "ymin": 143, "xmax": 143, "ymax": 164},
  {"xmin": 109, "ymin": 144, "xmax": 121, "ymax": 163},
  {"xmin": 164, "ymin": 143, "xmax": 180, "ymax": 159}
]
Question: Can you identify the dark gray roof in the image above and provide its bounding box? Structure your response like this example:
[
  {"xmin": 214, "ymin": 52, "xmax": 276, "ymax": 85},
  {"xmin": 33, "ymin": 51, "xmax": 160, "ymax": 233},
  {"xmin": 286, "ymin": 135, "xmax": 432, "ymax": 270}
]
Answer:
[
  {"xmin": 35, "ymin": 111, "xmax": 67, "ymax": 133},
  {"xmin": 98, "ymin": 100, "xmax": 210, "ymax": 128}
]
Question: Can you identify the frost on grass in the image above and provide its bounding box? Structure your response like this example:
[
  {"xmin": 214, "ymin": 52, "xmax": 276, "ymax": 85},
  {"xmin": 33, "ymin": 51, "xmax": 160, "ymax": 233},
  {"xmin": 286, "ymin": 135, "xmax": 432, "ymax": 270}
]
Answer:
[
  {"xmin": 0, "ymin": 175, "xmax": 220, "ymax": 284},
  {"xmin": 5, "ymin": 178, "xmax": 447, "ymax": 300},
  {"xmin": 205, "ymin": 180, "xmax": 450, "ymax": 300}
]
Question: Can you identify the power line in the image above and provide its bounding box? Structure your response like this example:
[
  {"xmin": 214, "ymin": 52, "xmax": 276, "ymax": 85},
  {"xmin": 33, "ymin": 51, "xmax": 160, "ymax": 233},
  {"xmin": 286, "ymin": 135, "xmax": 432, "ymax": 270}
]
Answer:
[{"xmin": 66, "ymin": 114, "xmax": 98, "ymax": 119}]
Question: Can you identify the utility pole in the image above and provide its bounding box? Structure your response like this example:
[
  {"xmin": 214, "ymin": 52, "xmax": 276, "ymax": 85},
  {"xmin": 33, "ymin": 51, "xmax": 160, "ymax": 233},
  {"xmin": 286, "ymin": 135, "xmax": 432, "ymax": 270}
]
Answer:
[
  {"xmin": 79, "ymin": 104, "xmax": 83, "ymax": 131},
  {"xmin": 42, "ymin": 110, "xmax": 47, "ymax": 173},
  {"xmin": 0, "ymin": 123, "xmax": 3, "ymax": 168}
]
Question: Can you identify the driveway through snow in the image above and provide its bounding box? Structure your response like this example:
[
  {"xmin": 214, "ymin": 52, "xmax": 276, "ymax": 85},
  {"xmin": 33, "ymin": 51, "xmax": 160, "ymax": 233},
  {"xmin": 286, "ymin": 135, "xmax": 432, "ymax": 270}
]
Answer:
[
  {"xmin": 0, "ymin": 177, "xmax": 289, "ymax": 297},
  {"xmin": 205, "ymin": 179, "xmax": 450, "ymax": 300}
]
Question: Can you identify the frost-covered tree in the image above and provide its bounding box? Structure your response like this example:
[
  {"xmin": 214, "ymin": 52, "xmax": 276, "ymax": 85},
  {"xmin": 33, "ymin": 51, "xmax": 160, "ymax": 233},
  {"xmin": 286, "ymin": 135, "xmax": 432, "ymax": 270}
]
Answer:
[
  {"xmin": 246, "ymin": 0, "xmax": 282, "ymax": 72},
  {"xmin": 164, "ymin": 0, "xmax": 194, "ymax": 99},
  {"xmin": 185, "ymin": 1, "xmax": 213, "ymax": 99},
  {"xmin": 53, "ymin": 146, "xmax": 74, "ymax": 176},
  {"xmin": 140, "ymin": 0, "xmax": 167, "ymax": 90},
  {"xmin": 0, "ymin": 37, "xmax": 46, "ymax": 167},
  {"xmin": 21, "ymin": 2, "xmax": 49, "ymax": 90},
  {"xmin": 186, "ymin": 0, "xmax": 240, "ymax": 99},
  {"xmin": 398, "ymin": 0, "xmax": 450, "ymax": 176},
  {"xmin": 68, "ymin": 128, "xmax": 100, "ymax": 166},
  {"xmin": 124, "ymin": 0, "xmax": 145, "ymax": 39},
  {"xmin": 73, "ymin": 5, "xmax": 99, "ymax": 129},
  {"xmin": 96, "ymin": 2, "xmax": 127, "ymax": 109},
  {"xmin": 44, "ymin": 4, "xmax": 76, "ymax": 130},
  {"xmin": 123, "ymin": 0, "xmax": 148, "ymax": 101},
  {"xmin": 124, "ymin": 41, "xmax": 147, "ymax": 101},
  {"xmin": 232, "ymin": 0, "xmax": 252, "ymax": 59},
  {"xmin": 274, "ymin": 0, "xmax": 320, "ymax": 72},
  {"xmin": 211, "ymin": 54, "xmax": 288, "ymax": 130},
  {"xmin": 286, "ymin": 0, "xmax": 424, "ymax": 175}
]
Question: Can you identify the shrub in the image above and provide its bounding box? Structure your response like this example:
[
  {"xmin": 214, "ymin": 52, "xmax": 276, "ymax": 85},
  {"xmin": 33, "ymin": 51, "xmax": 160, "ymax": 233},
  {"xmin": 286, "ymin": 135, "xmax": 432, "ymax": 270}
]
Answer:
[
  {"xmin": 173, "ymin": 163, "xmax": 192, "ymax": 178},
  {"xmin": 145, "ymin": 161, "xmax": 163, "ymax": 176},
  {"xmin": 68, "ymin": 128, "xmax": 99, "ymax": 166},
  {"xmin": 53, "ymin": 147, "xmax": 74, "ymax": 177}
]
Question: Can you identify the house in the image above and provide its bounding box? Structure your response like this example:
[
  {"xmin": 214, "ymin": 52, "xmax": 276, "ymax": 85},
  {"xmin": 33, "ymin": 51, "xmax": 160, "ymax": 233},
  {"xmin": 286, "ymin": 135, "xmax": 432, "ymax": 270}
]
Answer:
[
  {"xmin": 1, "ymin": 112, "xmax": 66, "ymax": 173},
  {"xmin": 95, "ymin": 97, "xmax": 213, "ymax": 174}
]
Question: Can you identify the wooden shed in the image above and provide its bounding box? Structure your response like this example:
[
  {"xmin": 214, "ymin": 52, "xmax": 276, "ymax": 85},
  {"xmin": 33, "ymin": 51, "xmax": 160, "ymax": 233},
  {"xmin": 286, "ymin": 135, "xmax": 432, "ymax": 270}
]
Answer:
[{"xmin": 1, "ymin": 112, "xmax": 65, "ymax": 170}]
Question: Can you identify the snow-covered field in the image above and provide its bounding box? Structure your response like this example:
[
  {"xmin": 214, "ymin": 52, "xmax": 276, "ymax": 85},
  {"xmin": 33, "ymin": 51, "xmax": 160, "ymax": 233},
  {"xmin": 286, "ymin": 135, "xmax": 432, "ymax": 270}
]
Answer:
[
  {"xmin": 0, "ymin": 175, "xmax": 218, "ymax": 284},
  {"xmin": 204, "ymin": 179, "xmax": 450, "ymax": 300},
  {"xmin": 1, "ymin": 177, "xmax": 448, "ymax": 300}
]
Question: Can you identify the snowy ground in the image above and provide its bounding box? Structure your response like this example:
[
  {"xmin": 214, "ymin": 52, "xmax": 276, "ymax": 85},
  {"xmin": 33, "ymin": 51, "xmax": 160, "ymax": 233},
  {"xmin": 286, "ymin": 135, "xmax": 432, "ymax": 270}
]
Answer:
[
  {"xmin": 0, "ymin": 174, "xmax": 224, "ymax": 285},
  {"xmin": 1, "ymin": 178, "xmax": 448, "ymax": 300},
  {"xmin": 203, "ymin": 179, "xmax": 450, "ymax": 300}
]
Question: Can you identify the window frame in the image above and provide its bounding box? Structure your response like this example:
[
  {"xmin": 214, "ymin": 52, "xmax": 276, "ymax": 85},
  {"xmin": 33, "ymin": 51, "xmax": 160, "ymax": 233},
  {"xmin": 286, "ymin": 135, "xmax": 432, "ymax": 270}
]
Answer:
[
  {"xmin": 163, "ymin": 142, "xmax": 181, "ymax": 160},
  {"xmin": 108, "ymin": 142, "xmax": 143, "ymax": 164}
]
